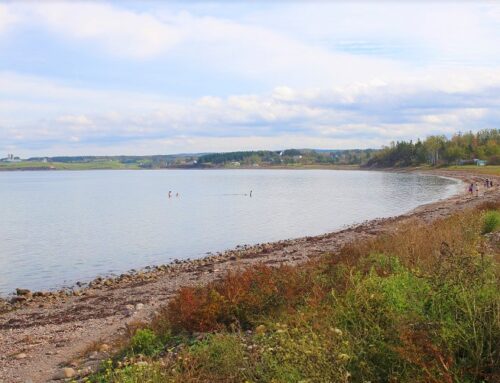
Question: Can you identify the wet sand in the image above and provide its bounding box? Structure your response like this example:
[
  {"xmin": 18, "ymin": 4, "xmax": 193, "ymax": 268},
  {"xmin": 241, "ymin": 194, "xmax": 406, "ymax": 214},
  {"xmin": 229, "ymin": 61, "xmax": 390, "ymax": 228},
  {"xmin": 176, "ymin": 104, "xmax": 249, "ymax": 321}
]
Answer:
[{"xmin": 0, "ymin": 170, "xmax": 498, "ymax": 383}]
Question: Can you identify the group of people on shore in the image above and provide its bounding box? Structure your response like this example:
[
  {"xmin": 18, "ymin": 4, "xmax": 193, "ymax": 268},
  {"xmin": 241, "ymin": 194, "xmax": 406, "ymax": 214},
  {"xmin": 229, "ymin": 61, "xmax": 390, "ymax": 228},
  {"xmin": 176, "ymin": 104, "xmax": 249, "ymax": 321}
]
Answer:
[{"xmin": 468, "ymin": 178, "xmax": 494, "ymax": 197}]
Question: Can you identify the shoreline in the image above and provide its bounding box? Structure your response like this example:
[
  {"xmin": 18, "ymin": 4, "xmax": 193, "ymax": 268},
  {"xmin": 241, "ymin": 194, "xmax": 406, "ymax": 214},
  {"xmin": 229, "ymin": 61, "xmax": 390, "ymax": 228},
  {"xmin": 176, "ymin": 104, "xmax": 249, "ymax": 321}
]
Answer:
[
  {"xmin": 0, "ymin": 169, "xmax": 498, "ymax": 382},
  {"xmin": 0, "ymin": 169, "xmax": 461, "ymax": 299},
  {"xmin": 0, "ymin": 164, "xmax": 361, "ymax": 172}
]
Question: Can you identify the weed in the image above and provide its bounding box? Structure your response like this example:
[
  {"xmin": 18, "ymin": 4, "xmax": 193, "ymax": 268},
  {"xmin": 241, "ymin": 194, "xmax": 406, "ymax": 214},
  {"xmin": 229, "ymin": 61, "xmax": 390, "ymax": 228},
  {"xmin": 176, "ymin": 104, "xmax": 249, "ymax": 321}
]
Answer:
[
  {"xmin": 482, "ymin": 210, "xmax": 500, "ymax": 234},
  {"xmin": 129, "ymin": 329, "xmax": 163, "ymax": 357}
]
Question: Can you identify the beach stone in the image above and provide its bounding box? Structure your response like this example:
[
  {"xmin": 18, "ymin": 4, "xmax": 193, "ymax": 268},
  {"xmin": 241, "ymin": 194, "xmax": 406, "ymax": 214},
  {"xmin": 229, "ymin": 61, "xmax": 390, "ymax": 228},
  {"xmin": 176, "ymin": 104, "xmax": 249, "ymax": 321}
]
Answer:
[
  {"xmin": 79, "ymin": 366, "xmax": 93, "ymax": 377},
  {"xmin": 15, "ymin": 352, "xmax": 27, "ymax": 359},
  {"xmin": 16, "ymin": 288, "xmax": 31, "ymax": 296},
  {"xmin": 88, "ymin": 351, "xmax": 99, "ymax": 360},
  {"xmin": 99, "ymin": 344, "xmax": 110, "ymax": 352},
  {"xmin": 10, "ymin": 296, "xmax": 27, "ymax": 304},
  {"xmin": 53, "ymin": 367, "xmax": 76, "ymax": 380},
  {"xmin": 135, "ymin": 303, "xmax": 144, "ymax": 311},
  {"xmin": 123, "ymin": 304, "xmax": 135, "ymax": 316}
]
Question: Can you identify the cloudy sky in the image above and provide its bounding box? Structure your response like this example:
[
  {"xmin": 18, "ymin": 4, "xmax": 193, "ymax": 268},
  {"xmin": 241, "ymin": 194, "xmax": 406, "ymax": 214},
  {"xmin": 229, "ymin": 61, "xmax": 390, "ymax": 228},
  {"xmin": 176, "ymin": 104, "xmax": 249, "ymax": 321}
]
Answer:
[{"xmin": 1, "ymin": 1, "xmax": 499, "ymax": 156}]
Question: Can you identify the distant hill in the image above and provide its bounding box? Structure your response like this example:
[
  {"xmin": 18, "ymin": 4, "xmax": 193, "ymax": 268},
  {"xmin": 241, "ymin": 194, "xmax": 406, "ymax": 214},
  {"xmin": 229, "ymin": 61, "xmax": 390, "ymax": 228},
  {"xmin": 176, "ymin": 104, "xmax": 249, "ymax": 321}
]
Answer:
[{"xmin": 18, "ymin": 149, "xmax": 377, "ymax": 169}]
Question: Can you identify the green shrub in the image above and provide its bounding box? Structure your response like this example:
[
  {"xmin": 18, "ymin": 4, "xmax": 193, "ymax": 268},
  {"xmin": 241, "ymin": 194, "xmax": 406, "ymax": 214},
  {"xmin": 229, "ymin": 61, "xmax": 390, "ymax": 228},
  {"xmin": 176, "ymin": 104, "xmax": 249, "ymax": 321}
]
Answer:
[
  {"xmin": 175, "ymin": 334, "xmax": 251, "ymax": 382},
  {"xmin": 129, "ymin": 329, "xmax": 163, "ymax": 356},
  {"xmin": 329, "ymin": 255, "xmax": 431, "ymax": 381},
  {"xmin": 425, "ymin": 253, "xmax": 499, "ymax": 382},
  {"xmin": 254, "ymin": 317, "xmax": 350, "ymax": 383},
  {"xmin": 482, "ymin": 210, "xmax": 500, "ymax": 234},
  {"xmin": 91, "ymin": 360, "xmax": 166, "ymax": 383}
]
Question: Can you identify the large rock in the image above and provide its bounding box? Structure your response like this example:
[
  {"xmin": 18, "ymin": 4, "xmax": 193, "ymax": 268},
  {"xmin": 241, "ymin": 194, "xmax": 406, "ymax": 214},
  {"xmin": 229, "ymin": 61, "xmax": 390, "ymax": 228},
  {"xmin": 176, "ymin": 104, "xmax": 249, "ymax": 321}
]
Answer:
[
  {"xmin": 53, "ymin": 367, "xmax": 76, "ymax": 380},
  {"xmin": 10, "ymin": 296, "xmax": 27, "ymax": 304},
  {"xmin": 15, "ymin": 288, "xmax": 31, "ymax": 296},
  {"xmin": 98, "ymin": 344, "xmax": 110, "ymax": 352},
  {"xmin": 63, "ymin": 367, "xmax": 76, "ymax": 378}
]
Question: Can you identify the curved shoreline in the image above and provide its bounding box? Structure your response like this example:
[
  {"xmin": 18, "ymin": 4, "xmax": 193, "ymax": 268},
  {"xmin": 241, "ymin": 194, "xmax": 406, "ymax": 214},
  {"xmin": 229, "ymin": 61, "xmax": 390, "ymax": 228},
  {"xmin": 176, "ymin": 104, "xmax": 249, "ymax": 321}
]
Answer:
[
  {"xmin": 0, "ymin": 170, "xmax": 498, "ymax": 382},
  {"xmin": 0, "ymin": 170, "xmax": 462, "ymax": 299}
]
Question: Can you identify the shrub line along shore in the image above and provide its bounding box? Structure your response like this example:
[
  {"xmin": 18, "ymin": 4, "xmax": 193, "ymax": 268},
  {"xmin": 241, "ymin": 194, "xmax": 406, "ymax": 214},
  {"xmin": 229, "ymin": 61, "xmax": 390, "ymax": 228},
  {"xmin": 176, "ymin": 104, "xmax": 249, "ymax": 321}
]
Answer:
[{"xmin": 0, "ymin": 169, "xmax": 498, "ymax": 382}]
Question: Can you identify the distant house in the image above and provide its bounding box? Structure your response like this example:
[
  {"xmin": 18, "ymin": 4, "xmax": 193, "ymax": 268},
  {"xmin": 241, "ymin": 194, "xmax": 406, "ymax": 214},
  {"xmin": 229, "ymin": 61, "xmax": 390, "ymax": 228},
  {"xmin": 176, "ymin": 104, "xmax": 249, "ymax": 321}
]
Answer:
[
  {"xmin": 458, "ymin": 158, "xmax": 487, "ymax": 166},
  {"xmin": 230, "ymin": 161, "xmax": 241, "ymax": 167}
]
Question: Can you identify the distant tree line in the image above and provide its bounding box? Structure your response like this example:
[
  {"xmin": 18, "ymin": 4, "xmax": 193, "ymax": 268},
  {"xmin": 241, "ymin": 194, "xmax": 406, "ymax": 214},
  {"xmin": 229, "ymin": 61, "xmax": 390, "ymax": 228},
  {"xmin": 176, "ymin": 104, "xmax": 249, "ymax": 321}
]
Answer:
[
  {"xmin": 197, "ymin": 151, "xmax": 281, "ymax": 165},
  {"xmin": 365, "ymin": 129, "xmax": 499, "ymax": 168},
  {"xmin": 196, "ymin": 149, "xmax": 376, "ymax": 167},
  {"xmin": 23, "ymin": 129, "xmax": 499, "ymax": 169}
]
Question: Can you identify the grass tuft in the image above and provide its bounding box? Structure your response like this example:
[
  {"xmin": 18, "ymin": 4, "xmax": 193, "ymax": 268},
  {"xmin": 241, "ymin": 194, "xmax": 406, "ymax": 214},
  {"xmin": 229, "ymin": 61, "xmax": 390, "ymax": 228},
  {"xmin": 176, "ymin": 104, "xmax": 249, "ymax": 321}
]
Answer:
[{"xmin": 482, "ymin": 210, "xmax": 500, "ymax": 234}]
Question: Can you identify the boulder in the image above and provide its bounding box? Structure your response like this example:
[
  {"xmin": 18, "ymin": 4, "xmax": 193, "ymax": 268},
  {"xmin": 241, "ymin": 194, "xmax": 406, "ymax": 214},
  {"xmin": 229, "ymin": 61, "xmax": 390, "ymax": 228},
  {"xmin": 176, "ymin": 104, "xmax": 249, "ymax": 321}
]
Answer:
[
  {"xmin": 16, "ymin": 288, "xmax": 31, "ymax": 296},
  {"xmin": 10, "ymin": 296, "xmax": 27, "ymax": 304},
  {"xmin": 53, "ymin": 367, "xmax": 76, "ymax": 380},
  {"xmin": 98, "ymin": 344, "xmax": 110, "ymax": 352}
]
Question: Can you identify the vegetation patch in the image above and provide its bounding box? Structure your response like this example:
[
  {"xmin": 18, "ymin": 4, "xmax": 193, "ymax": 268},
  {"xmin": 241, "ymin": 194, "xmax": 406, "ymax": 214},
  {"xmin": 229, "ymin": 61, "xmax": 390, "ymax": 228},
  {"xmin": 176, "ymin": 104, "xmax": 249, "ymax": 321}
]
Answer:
[
  {"xmin": 483, "ymin": 210, "xmax": 500, "ymax": 234},
  {"xmin": 89, "ymin": 203, "xmax": 500, "ymax": 383}
]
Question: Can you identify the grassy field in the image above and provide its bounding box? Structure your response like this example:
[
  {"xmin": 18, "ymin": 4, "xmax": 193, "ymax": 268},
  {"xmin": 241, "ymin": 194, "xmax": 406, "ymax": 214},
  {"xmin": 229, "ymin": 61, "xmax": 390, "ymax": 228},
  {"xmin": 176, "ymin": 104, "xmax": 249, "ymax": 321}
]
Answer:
[
  {"xmin": 0, "ymin": 161, "xmax": 140, "ymax": 171},
  {"xmin": 89, "ymin": 202, "xmax": 500, "ymax": 383},
  {"xmin": 443, "ymin": 165, "xmax": 500, "ymax": 176}
]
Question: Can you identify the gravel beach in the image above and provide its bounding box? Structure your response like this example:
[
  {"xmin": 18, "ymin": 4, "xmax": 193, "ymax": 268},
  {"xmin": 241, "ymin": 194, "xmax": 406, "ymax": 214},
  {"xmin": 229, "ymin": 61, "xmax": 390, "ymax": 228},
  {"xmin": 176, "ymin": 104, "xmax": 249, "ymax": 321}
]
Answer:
[{"xmin": 1, "ymin": 170, "xmax": 498, "ymax": 383}]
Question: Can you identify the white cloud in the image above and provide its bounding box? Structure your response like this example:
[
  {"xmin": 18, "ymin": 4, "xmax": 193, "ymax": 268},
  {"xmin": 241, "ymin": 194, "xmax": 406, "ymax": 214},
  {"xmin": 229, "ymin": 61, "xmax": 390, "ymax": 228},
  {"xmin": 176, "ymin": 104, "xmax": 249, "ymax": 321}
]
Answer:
[
  {"xmin": 1, "ymin": 69, "xmax": 500, "ymax": 157},
  {"xmin": 56, "ymin": 114, "xmax": 92, "ymax": 126},
  {"xmin": 1, "ymin": 2, "xmax": 500, "ymax": 156},
  {"xmin": 32, "ymin": 3, "xmax": 181, "ymax": 59},
  {"xmin": 0, "ymin": 4, "xmax": 17, "ymax": 35},
  {"xmin": 3, "ymin": 2, "xmax": 406, "ymax": 86}
]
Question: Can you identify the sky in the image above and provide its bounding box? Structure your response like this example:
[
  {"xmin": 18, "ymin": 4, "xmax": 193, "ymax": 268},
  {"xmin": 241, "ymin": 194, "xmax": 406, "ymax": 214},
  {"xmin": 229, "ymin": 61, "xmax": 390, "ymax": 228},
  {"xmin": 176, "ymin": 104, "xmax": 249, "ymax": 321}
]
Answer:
[{"xmin": 0, "ymin": 1, "xmax": 499, "ymax": 157}]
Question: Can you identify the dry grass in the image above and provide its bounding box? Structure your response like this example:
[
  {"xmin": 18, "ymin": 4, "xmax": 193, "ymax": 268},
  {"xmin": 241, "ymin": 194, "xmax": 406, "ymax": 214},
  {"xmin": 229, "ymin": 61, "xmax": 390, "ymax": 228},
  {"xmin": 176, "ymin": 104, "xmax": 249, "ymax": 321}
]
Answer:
[{"xmin": 90, "ymin": 204, "xmax": 500, "ymax": 383}]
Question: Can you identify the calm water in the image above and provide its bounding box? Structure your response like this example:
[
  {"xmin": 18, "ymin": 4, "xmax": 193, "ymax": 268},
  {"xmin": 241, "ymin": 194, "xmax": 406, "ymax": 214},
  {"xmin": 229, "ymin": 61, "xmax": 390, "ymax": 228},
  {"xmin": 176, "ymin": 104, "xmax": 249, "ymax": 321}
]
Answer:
[{"xmin": 0, "ymin": 170, "xmax": 460, "ymax": 295}]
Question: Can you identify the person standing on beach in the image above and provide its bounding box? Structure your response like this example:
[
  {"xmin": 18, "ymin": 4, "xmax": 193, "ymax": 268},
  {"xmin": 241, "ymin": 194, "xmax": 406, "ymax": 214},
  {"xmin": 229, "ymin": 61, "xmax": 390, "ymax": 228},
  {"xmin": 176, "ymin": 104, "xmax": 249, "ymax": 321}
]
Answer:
[
  {"xmin": 468, "ymin": 183, "xmax": 474, "ymax": 195},
  {"xmin": 250, "ymin": 190, "xmax": 253, "ymax": 197}
]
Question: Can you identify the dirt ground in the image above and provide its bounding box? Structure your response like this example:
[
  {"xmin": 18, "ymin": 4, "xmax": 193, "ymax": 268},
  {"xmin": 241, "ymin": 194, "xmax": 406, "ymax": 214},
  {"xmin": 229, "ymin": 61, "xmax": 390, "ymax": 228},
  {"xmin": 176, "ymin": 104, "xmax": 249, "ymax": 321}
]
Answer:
[{"xmin": 0, "ymin": 170, "xmax": 498, "ymax": 383}]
